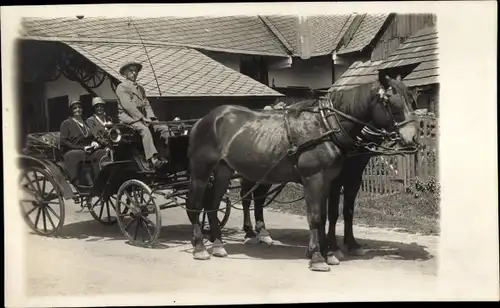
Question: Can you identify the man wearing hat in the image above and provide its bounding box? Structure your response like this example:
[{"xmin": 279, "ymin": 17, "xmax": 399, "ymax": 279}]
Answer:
[
  {"xmin": 86, "ymin": 96, "xmax": 113, "ymax": 148},
  {"xmin": 114, "ymin": 60, "xmax": 170, "ymax": 169}
]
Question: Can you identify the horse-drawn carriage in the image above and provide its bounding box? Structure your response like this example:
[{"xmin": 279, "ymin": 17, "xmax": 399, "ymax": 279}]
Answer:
[{"xmin": 18, "ymin": 119, "xmax": 233, "ymax": 246}]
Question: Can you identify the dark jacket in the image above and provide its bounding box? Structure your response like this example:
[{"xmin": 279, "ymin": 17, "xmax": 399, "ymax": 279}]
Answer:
[
  {"xmin": 86, "ymin": 115, "xmax": 113, "ymax": 147},
  {"xmin": 59, "ymin": 118, "xmax": 94, "ymax": 153}
]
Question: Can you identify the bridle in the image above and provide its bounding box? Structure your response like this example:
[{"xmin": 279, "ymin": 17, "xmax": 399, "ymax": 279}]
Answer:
[{"xmin": 319, "ymin": 86, "xmax": 416, "ymax": 145}]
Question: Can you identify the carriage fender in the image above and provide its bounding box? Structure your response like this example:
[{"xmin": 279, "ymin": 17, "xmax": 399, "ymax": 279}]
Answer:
[{"xmin": 17, "ymin": 155, "xmax": 75, "ymax": 200}]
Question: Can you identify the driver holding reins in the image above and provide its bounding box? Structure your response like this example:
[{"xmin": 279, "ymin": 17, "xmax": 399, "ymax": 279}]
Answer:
[{"xmin": 114, "ymin": 59, "xmax": 170, "ymax": 169}]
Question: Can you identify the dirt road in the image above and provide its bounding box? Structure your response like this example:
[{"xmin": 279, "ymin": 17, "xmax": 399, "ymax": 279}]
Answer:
[{"xmin": 19, "ymin": 198, "xmax": 439, "ymax": 305}]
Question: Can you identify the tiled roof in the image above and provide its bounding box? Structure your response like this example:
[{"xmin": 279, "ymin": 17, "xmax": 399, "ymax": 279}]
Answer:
[
  {"xmin": 402, "ymin": 60, "xmax": 439, "ymax": 87},
  {"xmin": 327, "ymin": 59, "xmax": 382, "ymax": 92},
  {"xmin": 21, "ymin": 16, "xmax": 289, "ymax": 57},
  {"xmin": 308, "ymin": 15, "xmax": 353, "ymax": 56},
  {"xmin": 337, "ymin": 14, "xmax": 389, "ymax": 55},
  {"xmin": 378, "ymin": 26, "xmax": 438, "ymax": 70},
  {"xmin": 64, "ymin": 41, "xmax": 283, "ymax": 97},
  {"xmin": 261, "ymin": 15, "xmax": 352, "ymax": 58},
  {"xmin": 260, "ymin": 16, "xmax": 299, "ymax": 54},
  {"xmin": 377, "ymin": 25, "xmax": 438, "ymax": 87}
]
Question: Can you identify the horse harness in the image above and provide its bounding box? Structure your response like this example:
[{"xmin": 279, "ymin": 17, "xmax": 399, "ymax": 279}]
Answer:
[{"xmin": 234, "ymin": 89, "xmax": 417, "ymax": 205}]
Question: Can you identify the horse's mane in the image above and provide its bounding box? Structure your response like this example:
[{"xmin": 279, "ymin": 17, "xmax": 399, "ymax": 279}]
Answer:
[
  {"xmin": 286, "ymin": 99, "xmax": 318, "ymax": 115},
  {"xmin": 327, "ymin": 82, "xmax": 380, "ymax": 115}
]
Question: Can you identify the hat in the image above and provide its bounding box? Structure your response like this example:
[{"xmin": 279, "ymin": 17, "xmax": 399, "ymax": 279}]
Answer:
[
  {"xmin": 274, "ymin": 102, "xmax": 287, "ymax": 109},
  {"xmin": 69, "ymin": 100, "xmax": 82, "ymax": 108},
  {"xmin": 92, "ymin": 97, "xmax": 106, "ymax": 107},
  {"xmin": 119, "ymin": 60, "xmax": 143, "ymax": 75}
]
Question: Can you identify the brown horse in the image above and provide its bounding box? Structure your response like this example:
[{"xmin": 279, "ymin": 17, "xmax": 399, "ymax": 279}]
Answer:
[
  {"xmin": 185, "ymin": 72, "xmax": 418, "ymax": 272},
  {"xmin": 238, "ymin": 128, "xmax": 391, "ymax": 264}
]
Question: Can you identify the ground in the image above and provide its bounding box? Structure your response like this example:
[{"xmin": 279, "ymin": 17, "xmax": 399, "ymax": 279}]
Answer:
[{"xmin": 19, "ymin": 195, "xmax": 439, "ymax": 305}]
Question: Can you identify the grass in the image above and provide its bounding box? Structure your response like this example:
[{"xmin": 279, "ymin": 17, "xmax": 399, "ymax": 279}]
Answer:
[{"xmin": 227, "ymin": 178, "xmax": 440, "ymax": 236}]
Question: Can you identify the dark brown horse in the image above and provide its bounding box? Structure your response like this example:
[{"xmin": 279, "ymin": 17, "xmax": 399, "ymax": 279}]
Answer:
[
  {"xmin": 185, "ymin": 73, "xmax": 418, "ymax": 271},
  {"xmin": 238, "ymin": 129, "xmax": 389, "ymax": 264}
]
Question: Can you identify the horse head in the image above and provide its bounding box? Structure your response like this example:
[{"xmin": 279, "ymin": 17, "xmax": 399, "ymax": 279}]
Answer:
[
  {"xmin": 323, "ymin": 71, "xmax": 418, "ymax": 150},
  {"xmin": 372, "ymin": 71, "xmax": 419, "ymax": 147}
]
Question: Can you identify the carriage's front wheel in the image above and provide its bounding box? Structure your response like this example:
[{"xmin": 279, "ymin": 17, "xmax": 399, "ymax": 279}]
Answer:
[
  {"xmin": 19, "ymin": 166, "xmax": 65, "ymax": 236},
  {"xmin": 88, "ymin": 195, "xmax": 119, "ymax": 225},
  {"xmin": 116, "ymin": 180, "xmax": 162, "ymax": 246},
  {"xmin": 200, "ymin": 195, "xmax": 232, "ymax": 233}
]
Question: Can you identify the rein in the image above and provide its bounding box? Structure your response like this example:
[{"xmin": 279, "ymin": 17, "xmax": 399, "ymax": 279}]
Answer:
[{"xmin": 193, "ymin": 92, "xmax": 418, "ymax": 213}]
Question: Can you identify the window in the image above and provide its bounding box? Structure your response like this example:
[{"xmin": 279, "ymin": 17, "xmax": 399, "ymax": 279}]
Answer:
[{"xmin": 47, "ymin": 95, "xmax": 69, "ymax": 132}]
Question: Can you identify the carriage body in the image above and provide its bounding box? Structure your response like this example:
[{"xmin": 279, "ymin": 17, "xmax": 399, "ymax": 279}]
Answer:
[{"xmin": 18, "ymin": 118, "xmax": 232, "ymax": 245}]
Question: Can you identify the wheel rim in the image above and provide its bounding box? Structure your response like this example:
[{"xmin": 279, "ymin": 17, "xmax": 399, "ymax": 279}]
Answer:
[
  {"xmin": 88, "ymin": 195, "xmax": 120, "ymax": 225},
  {"xmin": 116, "ymin": 181, "xmax": 161, "ymax": 246},
  {"xmin": 19, "ymin": 167, "xmax": 65, "ymax": 236}
]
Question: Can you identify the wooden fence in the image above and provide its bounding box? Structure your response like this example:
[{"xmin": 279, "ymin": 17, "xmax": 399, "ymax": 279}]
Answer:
[{"xmin": 360, "ymin": 114, "xmax": 438, "ymax": 197}]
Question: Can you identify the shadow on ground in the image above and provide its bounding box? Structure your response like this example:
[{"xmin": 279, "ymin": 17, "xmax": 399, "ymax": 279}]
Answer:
[
  {"xmin": 222, "ymin": 228, "xmax": 434, "ymax": 262},
  {"xmin": 36, "ymin": 219, "xmax": 240, "ymax": 250},
  {"xmin": 34, "ymin": 219, "xmax": 433, "ymax": 262}
]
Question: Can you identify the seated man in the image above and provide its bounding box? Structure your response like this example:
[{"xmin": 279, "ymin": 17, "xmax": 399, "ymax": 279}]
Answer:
[
  {"xmin": 86, "ymin": 96, "xmax": 114, "ymax": 148},
  {"xmin": 114, "ymin": 60, "xmax": 170, "ymax": 169},
  {"xmin": 60, "ymin": 100, "xmax": 109, "ymax": 186}
]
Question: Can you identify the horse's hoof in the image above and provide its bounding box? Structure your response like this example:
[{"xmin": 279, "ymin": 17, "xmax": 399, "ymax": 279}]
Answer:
[
  {"xmin": 348, "ymin": 247, "xmax": 367, "ymax": 256},
  {"xmin": 193, "ymin": 249, "xmax": 210, "ymax": 260},
  {"xmin": 309, "ymin": 261, "xmax": 331, "ymax": 272},
  {"xmin": 244, "ymin": 237, "xmax": 259, "ymax": 245},
  {"xmin": 326, "ymin": 254, "xmax": 340, "ymax": 265},
  {"xmin": 333, "ymin": 249, "xmax": 345, "ymax": 260},
  {"xmin": 258, "ymin": 235, "xmax": 273, "ymax": 245},
  {"xmin": 212, "ymin": 246, "xmax": 228, "ymax": 258}
]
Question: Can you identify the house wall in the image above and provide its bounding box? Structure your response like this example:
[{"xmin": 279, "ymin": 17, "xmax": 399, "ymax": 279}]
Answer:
[
  {"xmin": 149, "ymin": 97, "xmax": 277, "ymax": 121},
  {"xmin": 204, "ymin": 51, "xmax": 339, "ymax": 91},
  {"xmin": 45, "ymin": 73, "xmax": 117, "ymax": 102},
  {"xmin": 201, "ymin": 50, "xmax": 241, "ymax": 72},
  {"xmin": 268, "ymin": 56, "xmax": 333, "ymax": 90},
  {"xmin": 371, "ymin": 13, "xmax": 437, "ymax": 61}
]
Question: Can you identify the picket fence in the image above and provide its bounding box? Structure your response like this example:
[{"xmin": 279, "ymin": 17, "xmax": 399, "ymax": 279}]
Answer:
[{"xmin": 360, "ymin": 115, "xmax": 438, "ymax": 197}]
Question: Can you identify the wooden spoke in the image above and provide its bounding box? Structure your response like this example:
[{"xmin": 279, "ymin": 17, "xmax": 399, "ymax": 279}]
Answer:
[
  {"xmin": 116, "ymin": 179, "xmax": 161, "ymax": 246},
  {"xmin": 19, "ymin": 167, "xmax": 65, "ymax": 236},
  {"xmin": 88, "ymin": 195, "xmax": 118, "ymax": 225}
]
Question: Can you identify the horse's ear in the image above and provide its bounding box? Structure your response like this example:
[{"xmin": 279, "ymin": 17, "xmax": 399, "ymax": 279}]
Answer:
[
  {"xmin": 396, "ymin": 74, "xmax": 402, "ymax": 81},
  {"xmin": 378, "ymin": 70, "xmax": 391, "ymax": 89}
]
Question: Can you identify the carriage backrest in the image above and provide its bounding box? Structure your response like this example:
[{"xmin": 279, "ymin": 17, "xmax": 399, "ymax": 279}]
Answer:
[{"xmin": 23, "ymin": 132, "xmax": 62, "ymax": 161}]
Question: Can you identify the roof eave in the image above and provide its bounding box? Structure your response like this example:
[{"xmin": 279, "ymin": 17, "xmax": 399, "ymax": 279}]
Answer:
[{"xmin": 19, "ymin": 34, "xmax": 290, "ymax": 58}]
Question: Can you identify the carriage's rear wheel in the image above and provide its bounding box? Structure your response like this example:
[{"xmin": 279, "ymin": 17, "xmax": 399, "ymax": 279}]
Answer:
[
  {"xmin": 19, "ymin": 166, "xmax": 65, "ymax": 236},
  {"xmin": 116, "ymin": 180, "xmax": 162, "ymax": 246},
  {"xmin": 200, "ymin": 195, "xmax": 231, "ymax": 233}
]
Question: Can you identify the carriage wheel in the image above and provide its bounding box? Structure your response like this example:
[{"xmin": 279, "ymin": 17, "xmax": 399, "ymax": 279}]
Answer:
[
  {"xmin": 116, "ymin": 180, "xmax": 162, "ymax": 246},
  {"xmin": 110, "ymin": 77, "xmax": 120, "ymax": 93},
  {"xmin": 19, "ymin": 166, "xmax": 65, "ymax": 236},
  {"xmin": 88, "ymin": 195, "xmax": 119, "ymax": 225},
  {"xmin": 84, "ymin": 68, "xmax": 106, "ymax": 89},
  {"xmin": 200, "ymin": 195, "xmax": 232, "ymax": 233}
]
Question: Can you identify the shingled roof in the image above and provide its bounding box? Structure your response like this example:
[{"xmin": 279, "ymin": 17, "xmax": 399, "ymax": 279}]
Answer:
[
  {"xmin": 337, "ymin": 14, "xmax": 389, "ymax": 55},
  {"xmin": 378, "ymin": 25, "xmax": 439, "ymax": 87},
  {"xmin": 260, "ymin": 15, "xmax": 353, "ymax": 58},
  {"xmin": 327, "ymin": 59, "xmax": 382, "ymax": 92},
  {"xmin": 64, "ymin": 41, "xmax": 283, "ymax": 97},
  {"xmin": 21, "ymin": 16, "xmax": 289, "ymax": 57}
]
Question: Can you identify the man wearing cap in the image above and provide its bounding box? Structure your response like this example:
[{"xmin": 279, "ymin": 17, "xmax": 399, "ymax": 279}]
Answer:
[
  {"xmin": 86, "ymin": 97, "xmax": 113, "ymax": 148},
  {"xmin": 114, "ymin": 60, "xmax": 170, "ymax": 169}
]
